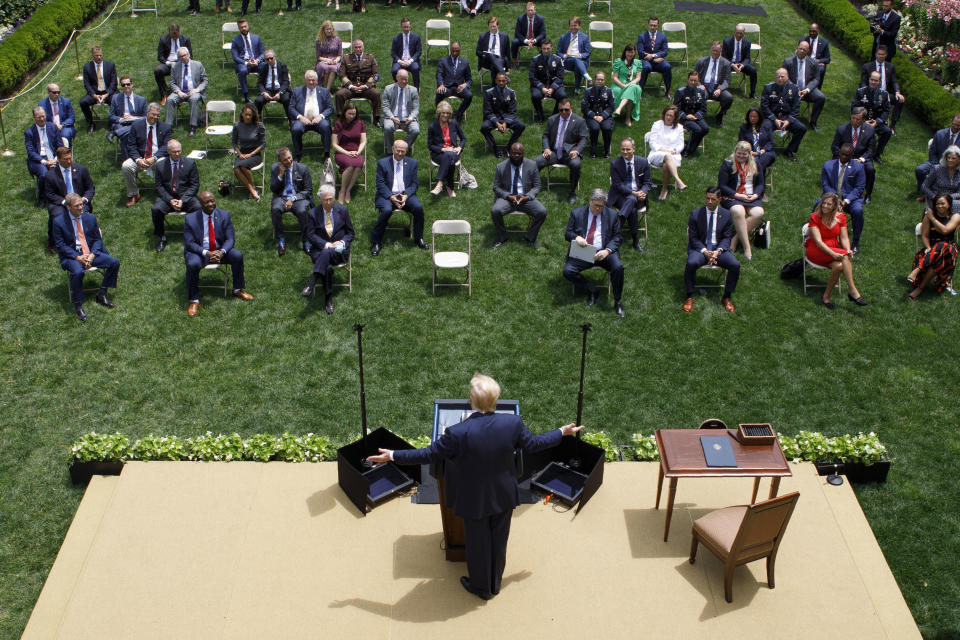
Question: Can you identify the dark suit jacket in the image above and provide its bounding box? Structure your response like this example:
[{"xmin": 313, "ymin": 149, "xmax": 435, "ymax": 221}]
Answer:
[
  {"xmin": 528, "ymin": 53, "xmax": 564, "ymax": 90},
  {"xmin": 124, "ymin": 119, "xmax": 172, "ymax": 161},
  {"xmin": 184, "ymin": 208, "xmax": 235, "ymax": 258},
  {"xmin": 514, "ymin": 14, "xmax": 546, "ymax": 46},
  {"xmin": 717, "ymin": 158, "xmax": 765, "ymax": 200},
  {"xmin": 391, "ymin": 31, "xmax": 422, "ymax": 65},
  {"xmin": 256, "ymin": 61, "xmax": 291, "ymax": 96},
  {"xmin": 427, "ymin": 119, "xmax": 466, "ymax": 155},
  {"xmin": 231, "ymin": 33, "xmax": 265, "ymax": 66},
  {"xmin": 831, "ymin": 122, "xmax": 876, "ymax": 161},
  {"xmin": 306, "ymin": 203, "xmax": 354, "ymax": 253},
  {"xmin": 38, "ymin": 97, "xmax": 76, "ymax": 129},
  {"xmin": 482, "ymin": 86, "xmax": 519, "ymax": 121},
  {"xmin": 783, "ymin": 55, "xmax": 820, "ymax": 90},
  {"xmin": 270, "ymin": 161, "xmax": 314, "ymax": 204},
  {"xmin": 674, "ymin": 86, "xmax": 708, "ymax": 120},
  {"xmin": 154, "ymin": 157, "xmax": 199, "ymax": 203},
  {"xmin": 44, "ymin": 164, "xmax": 95, "ymax": 211},
  {"xmin": 581, "ymin": 86, "xmax": 615, "ymax": 119},
  {"xmin": 860, "ymin": 60, "xmax": 899, "ymax": 93},
  {"xmin": 542, "ymin": 113, "xmax": 587, "ymax": 155},
  {"xmin": 871, "ymin": 10, "xmax": 901, "ymax": 51},
  {"xmin": 821, "ymin": 158, "xmax": 866, "ymax": 201},
  {"xmin": 802, "ymin": 36, "xmax": 831, "ymax": 66},
  {"xmin": 476, "ymin": 31, "xmax": 511, "ymax": 64},
  {"xmin": 565, "ymin": 205, "xmax": 621, "ymax": 254},
  {"xmin": 738, "ymin": 121, "xmax": 775, "ymax": 153},
  {"xmin": 687, "ymin": 206, "xmax": 733, "ymax": 253},
  {"xmin": 557, "ymin": 31, "xmax": 591, "ymax": 63},
  {"xmin": 493, "ymin": 157, "xmax": 541, "ymax": 200},
  {"xmin": 53, "ymin": 212, "xmax": 106, "ymax": 261},
  {"xmin": 436, "ymin": 55, "xmax": 472, "ymax": 89},
  {"xmin": 852, "ymin": 86, "xmax": 890, "ymax": 123},
  {"xmin": 694, "ymin": 55, "xmax": 731, "ymax": 92},
  {"xmin": 24, "ymin": 122, "xmax": 63, "ymax": 165},
  {"xmin": 392, "ymin": 411, "xmax": 562, "ymax": 519},
  {"xmin": 169, "ymin": 60, "xmax": 208, "ymax": 96},
  {"xmin": 108, "ymin": 93, "xmax": 147, "ymax": 126},
  {"xmin": 375, "ymin": 155, "xmax": 419, "ymax": 199},
  {"xmin": 721, "ymin": 36, "xmax": 752, "ymax": 64},
  {"xmin": 82, "ymin": 60, "xmax": 117, "ymax": 97},
  {"xmin": 288, "ymin": 85, "xmax": 333, "ymax": 121},
  {"xmin": 157, "ymin": 33, "xmax": 192, "ymax": 63},
  {"xmin": 637, "ymin": 30, "xmax": 668, "ymax": 59},
  {"xmin": 608, "ymin": 156, "xmax": 653, "ymax": 207},
  {"xmin": 929, "ymin": 127, "xmax": 960, "ymax": 163},
  {"xmin": 761, "ymin": 81, "xmax": 801, "ymax": 120}
]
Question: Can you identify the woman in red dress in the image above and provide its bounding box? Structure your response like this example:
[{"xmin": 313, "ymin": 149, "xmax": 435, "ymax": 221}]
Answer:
[
  {"xmin": 804, "ymin": 192, "xmax": 868, "ymax": 309},
  {"xmin": 332, "ymin": 101, "xmax": 366, "ymax": 204}
]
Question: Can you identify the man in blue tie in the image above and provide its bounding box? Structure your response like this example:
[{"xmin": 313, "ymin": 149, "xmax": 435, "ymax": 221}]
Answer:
[
  {"xmin": 435, "ymin": 42, "xmax": 473, "ymax": 122},
  {"xmin": 391, "ymin": 18, "xmax": 422, "ymax": 89},
  {"xmin": 371, "ymin": 140, "xmax": 427, "ymax": 256},
  {"xmin": 269, "ymin": 147, "xmax": 314, "ymax": 256},
  {"xmin": 491, "ymin": 142, "xmax": 547, "ymax": 248},
  {"xmin": 254, "ymin": 50, "xmax": 291, "ymax": 118},
  {"xmin": 683, "ymin": 187, "xmax": 739, "ymax": 313},
  {"xmin": 231, "ymin": 19, "xmax": 264, "ymax": 102},
  {"xmin": 108, "ymin": 76, "xmax": 146, "ymax": 142},
  {"xmin": 44, "ymin": 146, "xmax": 95, "ymax": 253},
  {"xmin": 721, "ymin": 25, "xmax": 757, "ymax": 98}
]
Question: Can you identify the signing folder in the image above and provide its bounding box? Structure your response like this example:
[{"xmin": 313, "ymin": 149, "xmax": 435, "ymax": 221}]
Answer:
[
  {"xmin": 700, "ymin": 435, "xmax": 738, "ymax": 467},
  {"xmin": 568, "ymin": 239, "xmax": 597, "ymax": 262}
]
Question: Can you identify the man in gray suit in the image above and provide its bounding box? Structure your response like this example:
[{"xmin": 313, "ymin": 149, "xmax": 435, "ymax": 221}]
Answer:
[
  {"xmin": 694, "ymin": 42, "xmax": 733, "ymax": 126},
  {"xmin": 270, "ymin": 146, "xmax": 314, "ymax": 256},
  {"xmin": 536, "ymin": 98, "xmax": 587, "ymax": 204},
  {"xmin": 382, "ymin": 69, "xmax": 420, "ymax": 153},
  {"xmin": 491, "ymin": 142, "xmax": 548, "ymax": 249},
  {"xmin": 783, "ymin": 41, "xmax": 824, "ymax": 130},
  {"xmin": 165, "ymin": 47, "xmax": 207, "ymax": 136}
]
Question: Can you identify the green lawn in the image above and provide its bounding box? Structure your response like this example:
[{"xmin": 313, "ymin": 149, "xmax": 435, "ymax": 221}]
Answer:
[{"xmin": 1, "ymin": 0, "xmax": 958, "ymax": 637}]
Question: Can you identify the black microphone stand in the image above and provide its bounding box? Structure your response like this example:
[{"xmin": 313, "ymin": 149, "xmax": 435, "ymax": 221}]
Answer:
[
  {"xmin": 355, "ymin": 323, "xmax": 373, "ymax": 468},
  {"xmin": 574, "ymin": 323, "xmax": 591, "ymax": 437}
]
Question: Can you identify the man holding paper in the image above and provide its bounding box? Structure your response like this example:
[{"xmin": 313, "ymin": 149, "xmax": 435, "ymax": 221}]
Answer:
[{"xmin": 562, "ymin": 188, "xmax": 625, "ymax": 317}]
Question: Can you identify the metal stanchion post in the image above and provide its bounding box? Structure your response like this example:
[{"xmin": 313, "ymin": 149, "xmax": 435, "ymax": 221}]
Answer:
[
  {"xmin": 74, "ymin": 36, "xmax": 83, "ymax": 80},
  {"xmin": 0, "ymin": 106, "xmax": 15, "ymax": 157}
]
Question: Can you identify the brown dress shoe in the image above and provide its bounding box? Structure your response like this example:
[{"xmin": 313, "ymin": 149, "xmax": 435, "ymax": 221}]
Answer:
[
  {"xmin": 682, "ymin": 297, "xmax": 695, "ymax": 312},
  {"xmin": 721, "ymin": 297, "xmax": 735, "ymax": 313},
  {"xmin": 187, "ymin": 302, "xmax": 200, "ymax": 317},
  {"xmin": 161, "ymin": 95, "xmax": 167, "ymax": 106},
  {"xmin": 233, "ymin": 290, "xmax": 254, "ymax": 301},
  {"xmin": 125, "ymin": 194, "xmax": 141, "ymax": 207}
]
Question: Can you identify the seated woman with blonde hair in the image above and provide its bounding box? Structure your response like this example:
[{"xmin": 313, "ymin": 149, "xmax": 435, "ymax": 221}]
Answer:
[
  {"xmin": 908, "ymin": 192, "xmax": 960, "ymax": 299},
  {"xmin": 804, "ymin": 192, "xmax": 868, "ymax": 309},
  {"xmin": 717, "ymin": 140, "xmax": 765, "ymax": 260}
]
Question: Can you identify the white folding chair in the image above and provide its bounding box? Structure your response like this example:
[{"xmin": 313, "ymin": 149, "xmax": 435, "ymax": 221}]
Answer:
[
  {"xmin": 425, "ymin": 20, "xmax": 451, "ymax": 64},
  {"xmin": 662, "ymin": 22, "xmax": 688, "ymax": 67},
  {"xmin": 588, "ymin": 22, "xmax": 614, "ymax": 65},
  {"xmin": 200, "ymin": 263, "xmax": 230, "ymax": 297},
  {"xmin": 333, "ymin": 252, "xmax": 353, "ymax": 291},
  {"xmin": 801, "ymin": 223, "xmax": 841, "ymax": 295},
  {"xmin": 204, "ymin": 100, "xmax": 236, "ymax": 152},
  {"xmin": 432, "ymin": 219, "xmax": 471, "ymax": 295},
  {"xmin": 331, "ymin": 21, "xmax": 354, "ymax": 55},
  {"xmin": 545, "ymin": 163, "xmax": 572, "ymax": 191},
  {"xmin": 222, "ymin": 23, "xmax": 240, "ymax": 69},
  {"xmin": 587, "ymin": 0, "xmax": 611, "ymax": 14},
  {"xmin": 65, "ymin": 227, "xmax": 110, "ymax": 303},
  {"xmin": 250, "ymin": 160, "xmax": 266, "ymax": 195},
  {"xmin": 428, "ymin": 157, "xmax": 460, "ymax": 185},
  {"xmin": 351, "ymin": 97, "xmax": 374, "ymax": 123},
  {"xmin": 740, "ymin": 23, "xmax": 761, "ymax": 69},
  {"xmin": 914, "ymin": 221, "xmax": 923, "ymax": 252},
  {"xmin": 130, "ymin": 0, "xmax": 158, "ymax": 17}
]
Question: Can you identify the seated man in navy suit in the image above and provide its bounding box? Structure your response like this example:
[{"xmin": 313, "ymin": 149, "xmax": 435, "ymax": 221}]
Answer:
[
  {"xmin": 366, "ymin": 373, "xmax": 582, "ymax": 600},
  {"xmin": 183, "ymin": 191, "xmax": 254, "ymax": 317},
  {"xmin": 254, "ymin": 50, "xmax": 291, "ymax": 118},
  {"xmin": 803, "ymin": 23, "xmax": 831, "ymax": 87},
  {"xmin": 721, "ymin": 25, "xmax": 757, "ymax": 99},
  {"xmin": 289, "ymin": 70, "xmax": 333, "ymax": 162},
  {"xmin": 44, "ymin": 146, "xmax": 95, "ymax": 253},
  {"xmin": 831, "ymin": 107, "xmax": 877, "ymax": 206},
  {"xmin": 300, "ymin": 185, "xmax": 354, "ymax": 315},
  {"xmin": 637, "ymin": 17, "xmax": 672, "ymax": 98},
  {"xmin": 783, "ymin": 41, "xmax": 825, "ymax": 130},
  {"xmin": 53, "ymin": 194, "xmax": 119, "ymax": 322},
  {"xmin": 682, "ymin": 187, "xmax": 739, "ymax": 313},
  {"xmin": 512, "ymin": 2, "xmax": 546, "ymax": 68},
  {"xmin": 391, "ymin": 18, "xmax": 422, "ymax": 89},
  {"xmin": 477, "ymin": 16, "xmax": 511, "ymax": 80},
  {"xmin": 270, "ymin": 146, "xmax": 314, "ymax": 256},
  {"xmin": 563, "ymin": 188, "xmax": 626, "ymax": 317},
  {"xmin": 39, "ymin": 83, "xmax": 77, "ymax": 147},
  {"xmin": 25, "ymin": 106, "xmax": 61, "ymax": 184},
  {"xmin": 371, "ymin": 139, "xmax": 427, "ymax": 256},
  {"xmin": 108, "ymin": 76, "xmax": 146, "ymax": 142},
  {"xmin": 122, "ymin": 103, "xmax": 172, "ymax": 208},
  {"xmin": 536, "ymin": 98, "xmax": 587, "ymax": 205},
  {"xmin": 152, "ymin": 140, "xmax": 200, "ymax": 253},
  {"xmin": 820, "ymin": 144, "xmax": 866, "ymax": 253},
  {"xmin": 608, "ymin": 137, "xmax": 653, "ymax": 252},
  {"xmin": 557, "ymin": 17, "xmax": 591, "ymax": 94},
  {"xmin": 231, "ymin": 19, "xmax": 264, "ymax": 102},
  {"xmin": 435, "ymin": 42, "xmax": 473, "ymax": 122},
  {"xmin": 79, "ymin": 46, "xmax": 117, "ymax": 134}
]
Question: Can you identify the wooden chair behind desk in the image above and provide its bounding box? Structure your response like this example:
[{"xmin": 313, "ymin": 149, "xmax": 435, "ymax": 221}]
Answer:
[{"xmin": 689, "ymin": 491, "xmax": 800, "ymax": 603}]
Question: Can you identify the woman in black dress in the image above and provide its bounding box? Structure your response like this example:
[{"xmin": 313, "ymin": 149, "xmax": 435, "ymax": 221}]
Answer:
[
  {"xmin": 232, "ymin": 103, "xmax": 266, "ymax": 201},
  {"xmin": 908, "ymin": 193, "xmax": 960, "ymax": 298},
  {"xmin": 427, "ymin": 100, "xmax": 465, "ymax": 198}
]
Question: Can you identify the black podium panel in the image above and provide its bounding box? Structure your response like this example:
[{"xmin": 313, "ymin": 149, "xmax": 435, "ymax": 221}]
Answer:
[
  {"xmin": 527, "ymin": 435, "xmax": 604, "ymax": 514},
  {"xmin": 337, "ymin": 427, "xmax": 422, "ymax": 515}
]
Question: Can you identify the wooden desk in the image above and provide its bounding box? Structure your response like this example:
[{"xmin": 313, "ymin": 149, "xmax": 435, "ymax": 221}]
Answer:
[{"xmin": 654, "ymin": 429, "xmax": 791, "ymax": 541}]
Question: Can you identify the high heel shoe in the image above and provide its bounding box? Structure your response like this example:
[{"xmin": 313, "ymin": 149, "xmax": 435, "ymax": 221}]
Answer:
[
  {"xmin": 447, "ymin": 188, "xmax": 456, "ymax": 197},
  {"xmin": 848, "ymin": 293, "xmax": 869, "ymax": 306},
  {"xmin": 430, "ymin": 183, "xmax": 443, "ymax": 195},
  {"xmin": 658, "ymin": 191, "xmax": 668, "ymax": 201}
]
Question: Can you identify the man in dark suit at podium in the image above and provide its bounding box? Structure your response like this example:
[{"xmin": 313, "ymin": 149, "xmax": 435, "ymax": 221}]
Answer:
[{"xmin": 367, "ymin": 374, "xmax": 582, "ymax": 600}]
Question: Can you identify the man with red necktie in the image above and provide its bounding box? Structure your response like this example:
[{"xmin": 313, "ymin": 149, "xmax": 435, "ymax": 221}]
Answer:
[{"xmin": 562, "ymin": 188, "xmax": 625, "ymax": 317}]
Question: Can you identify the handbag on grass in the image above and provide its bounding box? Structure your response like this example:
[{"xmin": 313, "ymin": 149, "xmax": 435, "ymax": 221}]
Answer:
[
  {"xmin": 779, "ymin": 259, "xmax": 803, "ymax": 279},
  {"xmin": 458, "ymin": 164, "xmax": 478, "ymax": 189},
  {"xmin": 753, "ymin": 219, "xmax": 771, "ymax": 249},
  {"xmin": 320, "ymin": 158, "xmax": 337, "ymax": 189}
]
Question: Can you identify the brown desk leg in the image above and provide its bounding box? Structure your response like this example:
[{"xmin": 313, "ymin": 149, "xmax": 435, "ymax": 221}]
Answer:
[
  {"xmin": 769, "ymin": 477, "xmax": 782, "ymax": 500},
  {"xmin": 751, "ymin": 477, "xmax": 760, "ymax": 504},
  {"xmin": 663, "ymin": 478, "xmax": 678, "ymax": 542},
  {"xmin": 655, "ymin": 465, "xmax": 664, "ymax": 509}
]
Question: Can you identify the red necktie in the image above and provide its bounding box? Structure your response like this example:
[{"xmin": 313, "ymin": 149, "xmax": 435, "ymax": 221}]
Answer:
[
  {"xmin": 852, "ymin": 128, "xmax": 859, "ymax": 148},
  {"xmin": 207, "ymin": 214, "xmax": 218, "ymax": 251},
  {"xmin": 172, "ymin": 161, "xmax": 178, "ymax": 194},
  {"xmin": 528, "ymin": 18, "xmax": 533, "ymax": 40},
  {"xmin": 145, "ymin": 125, "xmax": 153, "ymax": 159},
  {"xmin": 586, "ymin": 214, "xmax": 597, "ymax": 245}
]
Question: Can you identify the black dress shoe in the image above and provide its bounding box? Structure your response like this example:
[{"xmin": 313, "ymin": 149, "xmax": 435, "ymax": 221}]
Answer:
[
  {"xmin": 632, "ymin": 238, "xmax": 643, "ymax": 252},
  {"xmin": 300, "ymin": 284, "xmax": 314, "ymax": 297},
  {"xmin": 371, "ymin": 243, "xmax": 381, "ymax": 256},
  {"xmin": 95, "ymin": 292, "xmax": 114, "ymax": 308},
  {"xmin": 325, "ymin": 297, "xmax": 335, "ymax": 314},
  {"xmin": 567, "ymin": 193, "xmax": 577, "ymax": 205},
  {"xmin": 156, "ymin": 237, "xmax": 167, "ymax": 252},
  {"xmin": 587, "ymin": 290, "xmax": 598, "ymax": 307},
  {"xmin": 875, "ymin": 157, "xmax": 886, "ymax": 166},
  {"xmin": 188, "ymin": 126, "xmax": 196, "ymax": 137},
  {"xmin": 87, "ymin": 123, "xmax": 95, "ymax": 133},
  {"xmin": 848, "ymin": 293, "xmax": 869, "ymax": 306},
  {"xmin": 783, "ymin": 150, "xmax": 797, "ymax": 161},
  {"xmin": 415, "ymin": 238, "xmax": 429, "ymax": 250},
  {"xmin": 810, "ymin": 123, "xmax": 819, "ymax": 131},
  {"xmin": 614, "ymin": 301, "xmax": 625, "ymax": 318},
  {"xmin": 864, "ymin": 196, "xmax": 872, "ymax": 205},
  {"xmin": 459, "ymin": 576, "xmax": 491, "ymax": 600},
  {"xmin": 495, "ymin": 149, "xmax": 505, "ymax": 158},
  {"xmin": 493, "ymin": 239, "xmax": 507, "ymax": 249},
  {"xmin": 525, "ymin": 239, "xmax": 540, "ymax": 250},
  {"xmin": 373, "ymin": 120, "xmax": 383, "ymax": 129},
  {"xmin": 277, "ymin": 242, "xmax": 286, "ymax": 257},
  {"xmin": 75, "ymin": 304, "xmax": 87, "ymax": 321}
]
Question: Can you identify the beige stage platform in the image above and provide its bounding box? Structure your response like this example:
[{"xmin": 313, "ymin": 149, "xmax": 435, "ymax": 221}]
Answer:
[{"xmin": 23, "ymin": 461, "xmax": 919, "ymax": 640}]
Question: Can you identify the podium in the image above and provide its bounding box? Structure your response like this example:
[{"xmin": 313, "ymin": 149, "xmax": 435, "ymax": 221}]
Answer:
[{"xmin": 431, "ymin": 399, "xmax": 522, "ymax": 562}]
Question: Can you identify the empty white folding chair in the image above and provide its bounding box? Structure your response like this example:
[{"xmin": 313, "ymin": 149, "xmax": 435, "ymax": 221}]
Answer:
[
  {"xmin": 222, "ymin": 23, "xmax": 240, "ymax": 69},
  {"xmin": 588, "ymin": 21, "xmax": 614, "ymax": 65},
  {"xmin": 662, "ymin": 22, "xmax": 688, "ymax": 67},
  {"xmin": 204, "ymin": 100, "xmax": 236, "ymax": 152},
  {"xmin": 332, "ymin": 21, "xmax": 354, "ymax": 56},
  {"xmin": 432, "ymin": 219, "xmax": 471, "ymax": 295},
  {"xmin": 740, "ymin": 23, "xmax": 761, "ymax": 68},
  {"xmin": 425, "ymin": 19, "xmax": 451, "ymax": 64}
]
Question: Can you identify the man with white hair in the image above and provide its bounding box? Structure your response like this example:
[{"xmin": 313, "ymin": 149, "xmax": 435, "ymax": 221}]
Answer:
[
  {"xmin": 301, "ymin": 185, "xmax": 353, "ymax": 315},
  {"xmin": 289, "ymin": 70, "xmax": 333, "ymax": 161},
  {"xmin": 382, "ymin": 69, "xmax": 420, "ymax": 152},
  {"xmin": 165, "ymin": 46, "xmax": 208, "ymax": 137},
  {"xmin": 563, "ymin": 188, "xmax": 626, "ymax": 317},
  {"xmin": 366, "ymin": 374, "xmax": 583, "ymax": 600}
]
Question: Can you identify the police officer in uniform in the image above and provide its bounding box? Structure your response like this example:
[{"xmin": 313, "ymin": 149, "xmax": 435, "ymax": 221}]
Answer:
[
  {"xmin": 673, "ymin": 70, "xmax": 709, "ymax": 158},
  {"xmin": 581, "ymin": 71, "xmax": 615, "ymax": 158},
  {"xmin": 528, "ymin": 39, "xmax": 565, "ymax": 124},
  {"xmin": 481, "ymin": 72, "xmax": 526, "ymax": 157},
  {"xmin": 761, "ymin": 67, "xmax": 806, "ymax": 160}
]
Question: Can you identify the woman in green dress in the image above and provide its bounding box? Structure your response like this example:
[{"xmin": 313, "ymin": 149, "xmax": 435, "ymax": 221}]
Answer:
[{"xmin": 612, "ymin": 44, "xmax": 644, "ymax": 126}]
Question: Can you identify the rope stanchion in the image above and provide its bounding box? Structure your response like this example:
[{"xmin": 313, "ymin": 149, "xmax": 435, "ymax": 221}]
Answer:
[
  {"xmin": 0, "ymin": 106, "xmax": 15, "ymax": 156},
  {"xmin": 74, "ymin": 38, "xmax": 83, "ymax": 80}
]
